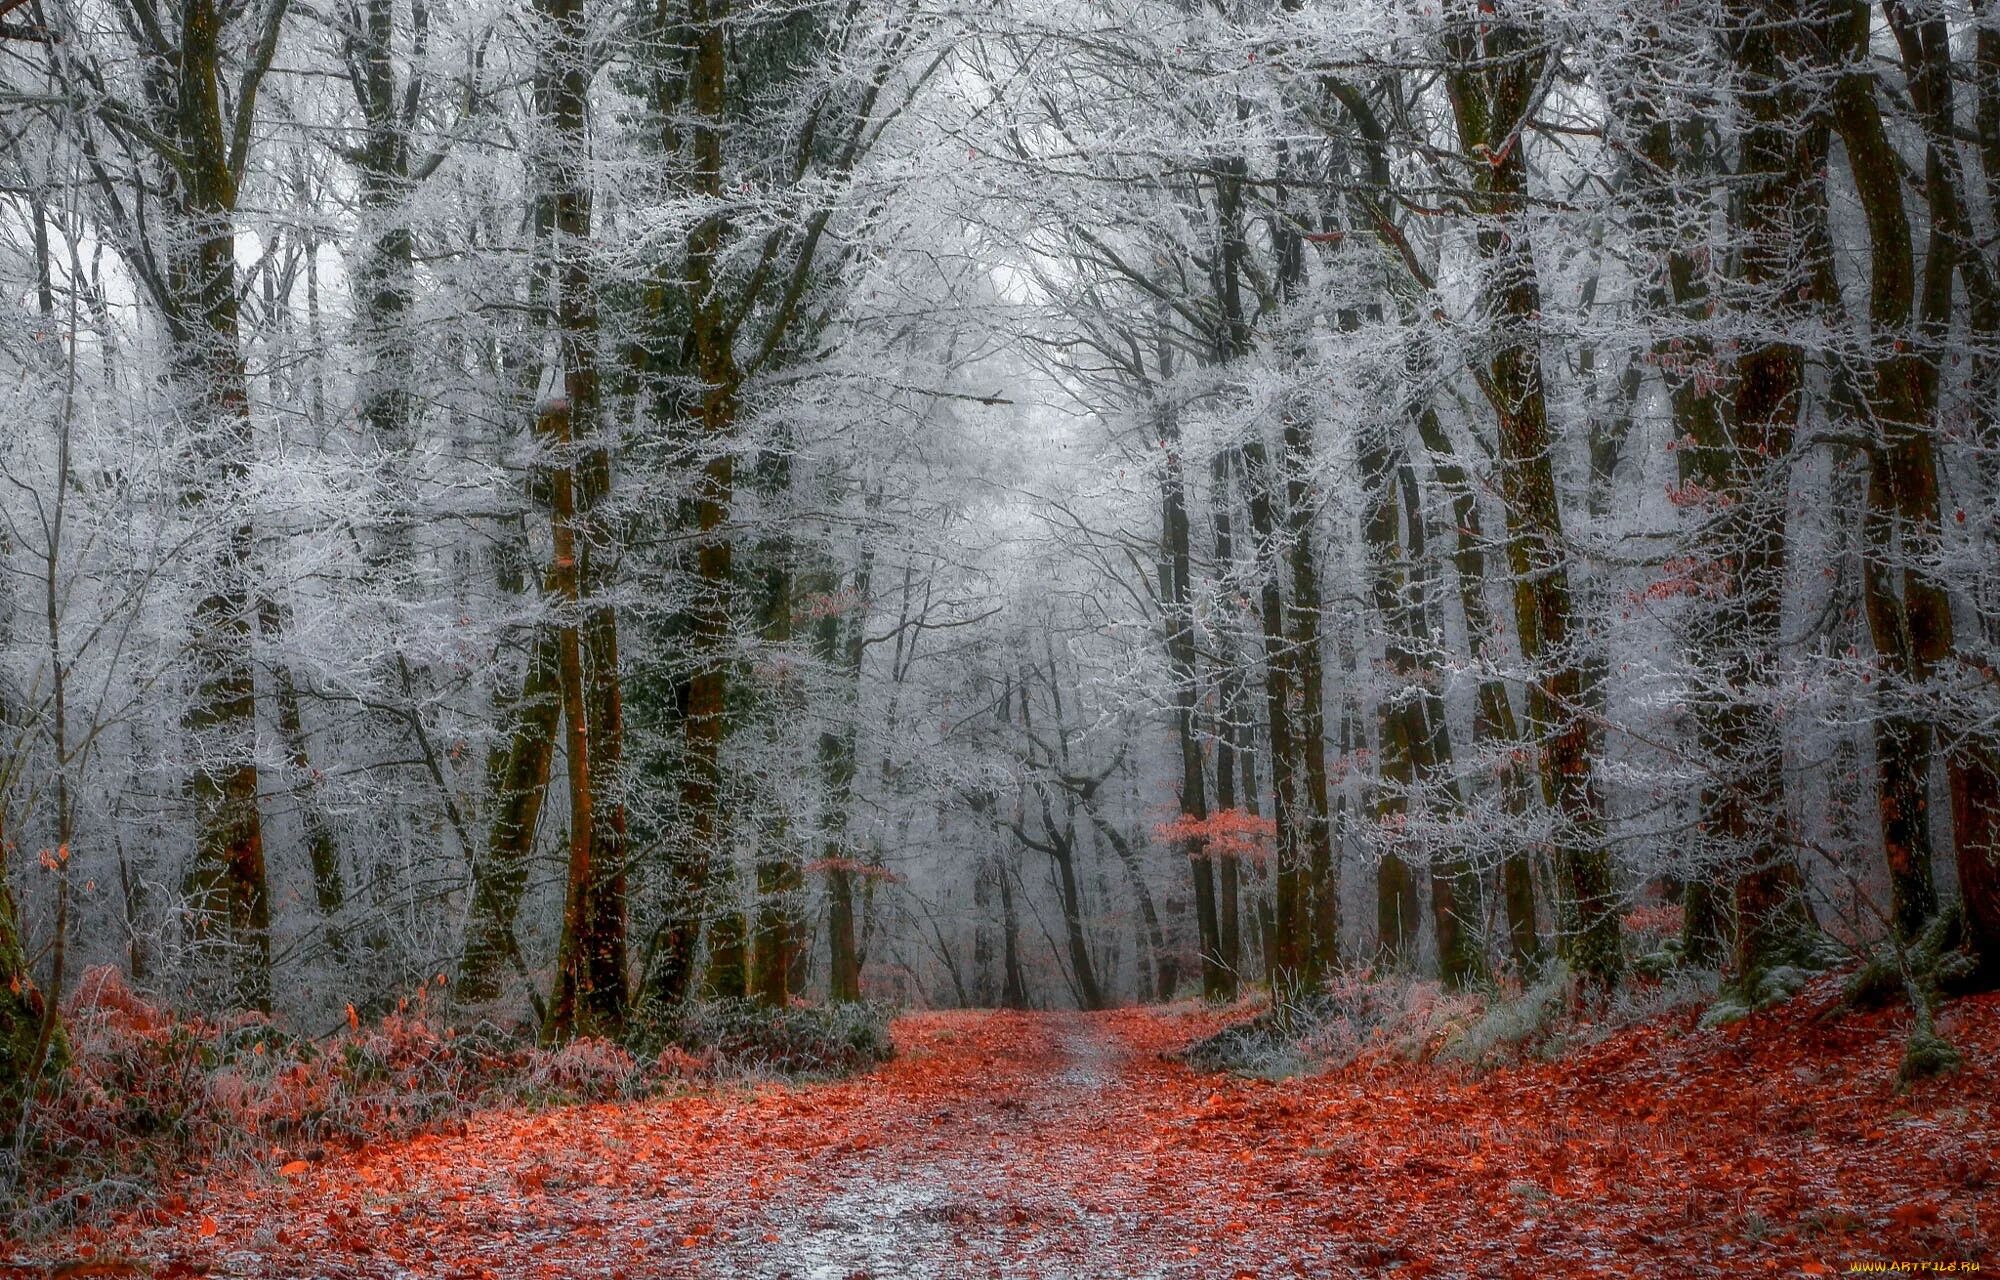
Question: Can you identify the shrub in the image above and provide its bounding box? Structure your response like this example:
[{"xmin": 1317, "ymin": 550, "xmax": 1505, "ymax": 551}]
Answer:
[
  {"xmin": 628, "ymin": 998, "xmax": 895, "ymax": 1079},
  {"xmin": 523, "ymin": 1037, "xmax": 646, "ymax": 1103},
  {"xmin": 1181, "ymin": 975, "xmax": 1482, "ymax": 1077},
  {"xmin": 5, "ymin": 971, "xmax": 894, "ymax": 1236},
  {"xmin": 1439, "ymin": 966, "xmax": 1571, "ymax": 1067},
  {"xmin": 1183, "ymin": 965, "xmax": 1721, "ymax": 1078},
  {"xmin": 8, "ymin": 969, "xmax": 519, "ymax": 1233}
]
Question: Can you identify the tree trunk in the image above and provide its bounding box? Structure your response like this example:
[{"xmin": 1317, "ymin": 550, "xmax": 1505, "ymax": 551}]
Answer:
[
  {"xmin": 1155, "ymin": 329, "xmax": 1224, "ymax": 999},
  {"xmin": 537, "ymin": 0, "xmax": 625, "ymax": 1038},
  {"xmin": 704, "ymin": 869, "xmax": 749, "ymax": 1000},
  {"xmin": 543, "ymin": 396, "xmax": 621, "ymax": 1040},
  {"xmin": 651, "ymin": 0, "xmax": 737, "ymax": 1007},
  {"xmin": 1212, "ymin": 149, "xmax": 1313, "ymax": 1000},
  {"xmin": 458, "ymin": 627, "xmax": 560, "ymax": 1004},
  {"xmin": 751, "ymin": 533, "xmax": 804, "ymax": 1007},
  {"xmin": 1409, "ymin": 403, "xmax": 1539, "ymax": 971},
  {"xmin": 1047, "ymin": 828, "xmax": 1106, "ymax": 1012},
  {"xmin": 1616, "ymin": 47, "xmax": 1735, "ymax": 971},
  {"xmin": 348, "ymin": 0, "xmax": 421, "ymax": 515},
  {"xmin": 260, "ymin": 598, "xmax": 346, "ymax": 960},
  {"xmin": 1084, "ymin": 807, "xmax": 1172, "ymax": 1002},
  {"xmin": 816, "ymin": 552, "xmax": 869, "ymax": 1002},
  {"xmin": 1445, "ymin": 0, "xmax": 1622, "ymax": 988},
  {"xmin": 165, "ymin": 0, "xmax": 272, "ymax": 1012},
  {"xmin": 1272, "ymin": 156, "xmax": 1337, "ymax": 986},
  {"xmin": 1878, "ymin": 0, "xmax": 2000, "ymax": 978},
  {"xmin": 998, "ymin": 853, "xmax": 1029, "ymax": 1009},
  {"xmin": 1829, "ymin": 1, "xmax": 1942, "ymax": 942},
  {"xmin": 0, "ymin": 855, "xmax": 62, "ymax": 1113},
  {"xmin": 1398, "ymin": 464, "xmax": 1487, "ymax": 989},
  {"xmin": 1208, "ymin": 451, "xmax": 1247, "ymax": 994},
  {"xmin": 1955, "ymin": 1, "xmax": 2000, "ymax": 973},
  {"xmin": 1239, "ymin": 435, "xmax": 1307, "ymax": 999},
  {"xmin": 1361, "ymin": 410, "xmax": 1422, "ymax": 968},
  {"xmin": 1711, "ymin": 0, "xmax": 1827, "ymax": 985}
]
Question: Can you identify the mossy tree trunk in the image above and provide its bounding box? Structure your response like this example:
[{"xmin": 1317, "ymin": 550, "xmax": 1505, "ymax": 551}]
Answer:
[{"xmin": 1445, "ymin": 0, "xmax": 1622, "ymax": 989}]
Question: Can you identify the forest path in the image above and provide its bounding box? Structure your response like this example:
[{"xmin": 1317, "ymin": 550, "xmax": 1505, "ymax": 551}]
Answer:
[
  {"xmin": 699, "ymin": 1010, "xmax": 1184, "ymax": 1278},
  {"xmin": 21, "ymin": 991, "xmax": 2000, "ymax": 1279},
  {"xmin": 45, "ymin": 1007, "xmax": 1290, "ymax": 1280}
]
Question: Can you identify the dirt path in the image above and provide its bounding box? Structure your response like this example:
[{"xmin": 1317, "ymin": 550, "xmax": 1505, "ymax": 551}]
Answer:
[
  {"xmin": 701, "ymin": 1014, "xmax": 1161, "ymax": 1279},
  {"xmin": 34, "ymin": 1010, "xmax": 1276, "ymax": 1280},
  {"xmin": 13, "ymin": 994, "xmax": 1999, "ymax": 1278}
]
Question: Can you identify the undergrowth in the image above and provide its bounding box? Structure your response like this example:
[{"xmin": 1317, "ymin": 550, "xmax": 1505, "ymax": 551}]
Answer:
[
  {"xmin": 626, "ymin": 997, "xmax": 896, "ymax": 1080},
  {"xmin": 0, "ymin": 966, "xmax": 893, "ymax": 1235},
  {"xmin": 1181, "ymin": 964, "xmax": 1720, "ymax": 1078}
]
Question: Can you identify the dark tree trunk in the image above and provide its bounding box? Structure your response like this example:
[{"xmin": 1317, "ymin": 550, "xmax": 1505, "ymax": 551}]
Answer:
[
  {"xmin": 1208, "ymin": 451, "xmax": 1247, "ymax": 994},
  {"xmin": 1155, "ymin": 330, "xmax": 1224, "ymax": 999},
  {"xmin": 261, "ymin": 598, "xmax": 346, "ymax": 960},
  {"xmin": 538, "ymin": 0, "xmax": 625, "ymax": 1039},
  {"xmin": 816, "ymin": 551, "xmax": 870, "ymax": 1002},
  {"xmin": 0, "ymin": 856, "xmax": 62, "ymax": 1112},
  {"xmin": 1361, "ymin": 410, "xmax": 1422, "ymax": 968},
  {"xmin": 1704, "ymin": 0, "xmax": 1828, "ymax": 985},
  {"xmin": 1409, "ymin": 405, "xmax": 1539, "ymax": 971},
  {"xmin": 160, "ymin": 0, "xmax": 274, "ymax": 1013},
  {"xmin": 650, "ymin": 0, "xmax": 737, "ymax": 1007},
  {"xmin": 458, "ymin": 628, "xmax": 560, "ymax": 1004},
  {"xmin": 1876, "ymin": 0, "xmax": 2000, "ymax": 978},
  {"xmin": 1616, "ymin": 48, "xmax": 1735, "ymax": 971},
  {"xmin": 1829, "ymin": 1, "xmax": 1943, "ymax": 943},
  {"xmin": 998, "ymin": 856, "xmax": 1030, "ymax": 1010},
  {"xmin": 1085, "ymin": 809, "xmax": 1172, "ymax": 1002},
  {"xmin": 1397, "ymin": 465, "xmax": 1487, "ymax": 989},
  {"xmin": 749, "ymin": 478, "xmax": 805, "ymax": 1007},
  {"xmin": 1446, "ymin": 0, "xmax": 1622, "ymax": 988}
]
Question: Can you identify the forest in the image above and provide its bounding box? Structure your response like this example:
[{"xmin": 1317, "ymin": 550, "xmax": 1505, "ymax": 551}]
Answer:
[{"xmin": 0, "ymin": 0, "xmax": 1997, "ymax": 1272}]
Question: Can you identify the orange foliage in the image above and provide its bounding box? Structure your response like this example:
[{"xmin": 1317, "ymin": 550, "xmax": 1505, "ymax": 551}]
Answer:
[
  {"xmin": 1152, "ymin": 808, "xmax": 1276, "ymax": 862},
  {"xmin": 7, "ymin": 982, "xmax": 1995, "ymax": 1277},
  {"xmin": 1622, "ymin": 901, "xmax": 1686, "ymax": 940}
]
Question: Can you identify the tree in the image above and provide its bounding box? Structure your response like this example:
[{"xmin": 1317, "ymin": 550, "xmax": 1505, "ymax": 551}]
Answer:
[{"xmin": 1443, "ymin": 0, "xmax": 1621, "ymax": 988}]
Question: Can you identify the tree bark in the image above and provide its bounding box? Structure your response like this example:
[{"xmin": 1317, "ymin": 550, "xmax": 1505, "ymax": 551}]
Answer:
[
  {"xmin": 816, "ymin": 550, "xmax": 870, "ymax": 1002},
  {"xmin": 1398, "ymin": 464, "xmax": 1487, "ymax": 989},
  {"xmin": 1710, "ymin": 0, "xmax": 1827, "ymax": 984},
  {"xmin": 458, "ymin": 627, "xmax": 560, "ymax": 1004},
  {"xmin": 1155, "ymin": 329, "xmax": 1223, "ymax": 999},
  {"xmin": 0, "ymin": 850, "xmax": 62, "ymax": 1113},
  {"xmin": 751, "ymin": 525, "xmax": 804, "ymax": 1007},
  {"xmin": 1409, "ymin": 403, "xmax": 1539, "ymax": 970},
  {"xmin": 1361, "ymin": 409, "xmax": 1422, "ymax": 968},
  {"xmin": 1828, "ymin": 1, "xmax": 1942, "ymax": 942},
  {"xmin": 260, "ymin": 598, "xmax": 346, "ymax": 960},
  {"xmin": 1879, "ymin": 0, "xmax": 2000, "ymax": 976},
  {"xmin": 1208, "ymin": 452, "xmax": 1247, "ymax": 994},
  {"xmin": 650, "ymin": 0, "xmax": 738, "ymax": 1007},
  {"xmin": 152, "ymin": 0, "xmax": 279, "ymax": 1013},
  {"xmin": 537, "ymin": 0, "xmax": 625, "ymax": 1038},
  {"xmin": 1445, "ymin": 0, "xmax": 1622, "ymax": 988}
]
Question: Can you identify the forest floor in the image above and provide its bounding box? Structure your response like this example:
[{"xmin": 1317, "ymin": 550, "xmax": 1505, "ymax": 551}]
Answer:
[{"xmin": 5, "ymin": 981, "xmax": 1996, "ymax": 1279}]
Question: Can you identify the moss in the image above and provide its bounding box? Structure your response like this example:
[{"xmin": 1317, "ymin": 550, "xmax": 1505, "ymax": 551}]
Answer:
[
  {"xmin": 0, "ymin": 877, "xmax": 64, "ymax": 1109},
  {"xmin": 1897, "ymin": 1029, "xmax": 1962, "ymax": 1085}
]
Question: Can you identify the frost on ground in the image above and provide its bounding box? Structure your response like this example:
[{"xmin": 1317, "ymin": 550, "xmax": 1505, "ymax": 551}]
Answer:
[{"xmin": 5, "ymin": 990, "xmax": 1996, "ymax": 1279}]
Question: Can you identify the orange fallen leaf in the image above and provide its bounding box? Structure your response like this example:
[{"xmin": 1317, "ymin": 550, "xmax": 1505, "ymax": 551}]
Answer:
[{"xmin": 197, "ymin": 1215, "xmax": 218, "ymax": 1238}]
